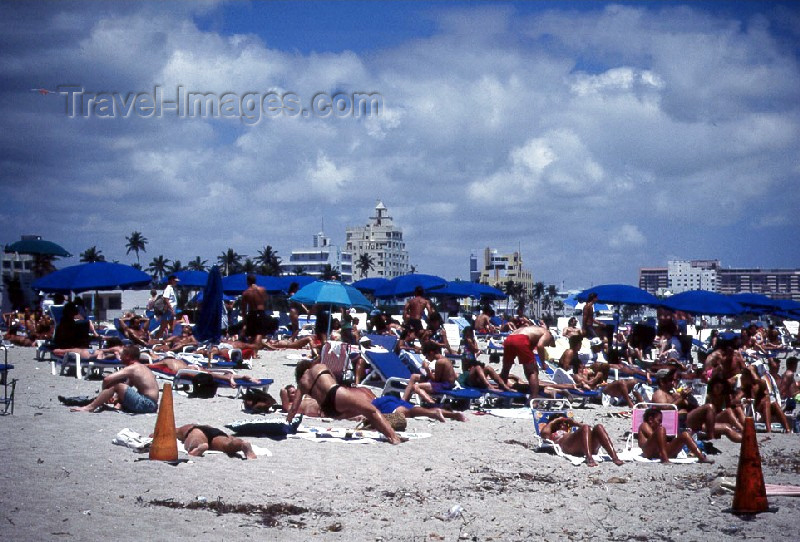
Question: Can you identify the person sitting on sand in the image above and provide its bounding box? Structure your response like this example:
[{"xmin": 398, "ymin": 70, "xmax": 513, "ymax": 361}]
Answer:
[
  {"xmin": 175, "ymin": 424, "xmax": 257, "ymax": 459},
  {"xmin": 539, "ymin": 415, "xmax": 625, "ymax": 467},
  {"xmin": 652, "ymin": 370, "xmax": 742, "ymax": 442},
  {"xmin": 71, "ymin": 345, "xmax": 159, "ymax": 414},
  {"xmin": 705, "ymin": 375, "xmax": 745, "ymax": 432},
  {"xmin": 637, "ymin": 408, "xmax": 713, "ymax": 464},
  {"xmin": 288, "ymin": 359, "xmax": 402, "ymax": 444},
  {"xmin": 735, "ymin": 368, "xmax": 792, "ymax": 433},
  {"xmin": 402, "ymin": 341, "xmax": 458, "ymax": 405},
  {"xmin": 148, "ymin": 357, "xmax": 260, "ymax": 388}
]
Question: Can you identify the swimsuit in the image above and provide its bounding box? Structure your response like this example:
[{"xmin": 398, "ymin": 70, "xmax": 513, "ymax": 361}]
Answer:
[
  {"xmin": 321, "ymin": 385, "xmax": 341, "ymax": 417},
  {"xmin": 503, "ymin": 334, "xmax": 536, "ymax": 366},
  {"xmin": 121, "ymin": 387, "xmax": 158, "ymax": 414},
  {"xmin": 187, "ymin": 424, "xmax": 228, "ymax": 441},
  {"xmin": 406, "ymin": 318, "xmax": 423, "ymax": 333},
  {"xmin": 245, "ymin": 310, "xmax": 270, "ymax": 336},
  {"xmin": 373, "ymin": 395, "xmax": 414, "ymax": 414}
]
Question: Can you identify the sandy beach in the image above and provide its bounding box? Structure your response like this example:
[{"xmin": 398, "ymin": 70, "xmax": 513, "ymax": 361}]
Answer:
[{"xmin": 1, "ymin": 345, "xmax": 798, "ymax": 541}]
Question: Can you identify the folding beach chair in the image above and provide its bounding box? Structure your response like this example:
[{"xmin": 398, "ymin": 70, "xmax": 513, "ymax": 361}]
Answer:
[
  {"xmin": 51, "ymin": 351, "xmax": 124, "ymax": 380},
  {"xmin": 530, "ymin": 397, "xmax": 573, "ymax": 449},
  {"xmin": 1, "ymin": 345, "xmax": 17, "ymax": 415},
  {"xmin": 631, "ymin": 403, "xmax": 679, "ymax": 437},
  {"xmin": 320, "ymin": 340, "xmax": 357, "ymax": 384}
]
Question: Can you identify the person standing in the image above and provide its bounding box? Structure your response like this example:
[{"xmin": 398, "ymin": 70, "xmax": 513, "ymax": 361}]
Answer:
[
  {"xmin": 242, "ymin": 274, "xmax": 269, "ymax": 349},
  {"xmin": 157, "ymin": 275, "xmax": 179, "ymax": 338}
]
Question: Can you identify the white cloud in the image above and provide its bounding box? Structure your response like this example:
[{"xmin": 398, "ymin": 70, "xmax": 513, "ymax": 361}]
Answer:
[{"xmin": 609, "ymin": 224, "xmax": 646, "ymax": 248}]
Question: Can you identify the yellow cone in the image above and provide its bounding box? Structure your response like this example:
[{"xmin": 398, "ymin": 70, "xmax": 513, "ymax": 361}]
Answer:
[{"xmin": 149, "ymin": 383, "xmax": 178, "ymax": 461}]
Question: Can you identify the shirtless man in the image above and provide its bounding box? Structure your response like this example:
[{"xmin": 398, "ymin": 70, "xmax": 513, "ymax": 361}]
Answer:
[
  {"xmin": 175, "ymin": 424, "xmax": 257, "ymax": 459},
  {"xmin": 287, "ymin": 359, "xmax": 402, "ymax": 444},
  {"xmin": 71, "ymin": 345, "xmax": 159, "ymax": 413},
  {"xmin": 705, "ymin": 339, "xmax": 746, "ymax": 385},
  {"xmin": 402, "ymin": 341, "xmax": 458, "ymax": 404},
  {"xmin": 242, "ymin": 274, "xmax": 269, "ymax": 349},
  {"xmin": 540, "ymin": 416, "xmax": 624, "ymax": 467},
  {"xmin": 500, "ymin": 325, "xmax": 552, "ymax": 398},
  {"xmin": 652, "ymin": 370, "xmax": 741, "ymax": 442},
  {"xmin": 473, "ymin": 306, "xmax": 497, "ymax": 334},
  {"xmin": 779, "ymin": 357, "xmax": 798, "ymax": 402},
  {"xmin": 582, "ymin": 293, "xmax": 604, "ymax": 339},
  {"xmin": 153, "ymin": 325, "xmax": 198, "ymax": 353},
  {"xmin": 118, "ymin": 314, "xmax": 151, "ymax": 346},
  {"xmin": 286, "ymin": 282, "xmax": 308, "ymax": 340},
  {"xmin": 403, "ymin": 286, "xmax": 433, "ymax": 333},
  {"xmin": 148, "ymin": 357, "xmax": 260, "ymax": 388}
]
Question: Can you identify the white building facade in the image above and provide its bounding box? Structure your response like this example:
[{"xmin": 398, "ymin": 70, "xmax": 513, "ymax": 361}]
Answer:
[
  {"xmin": 281, "ymin": 231, "xmax": 353, "ymax": 282},
  {"xmin": 345, "ymin": 201, "xmax": 409, "ymax": 279}
]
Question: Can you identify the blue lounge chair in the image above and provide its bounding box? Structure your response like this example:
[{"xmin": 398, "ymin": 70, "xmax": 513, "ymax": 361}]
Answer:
[{"xmin": 1, "ymin": 345, "xmax": 17, "ymax": 415}]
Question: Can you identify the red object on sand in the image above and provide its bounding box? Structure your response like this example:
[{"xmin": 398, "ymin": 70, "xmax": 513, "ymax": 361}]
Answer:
[{"xmin": 731, "ymin": 417, "xmax": 769, "ymax": 514}]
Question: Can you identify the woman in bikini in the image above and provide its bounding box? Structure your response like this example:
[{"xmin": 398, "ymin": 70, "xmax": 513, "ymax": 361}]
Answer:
[
  {"xmin": 288, "ymin": 359, "xmax": 403, "ymax": 444},
  {"xmin": 637, "ymin": 408, "xmax": 712, "ymax": 464},
  {"xmin": 540, "ymin": 416, "xmax": 625, "ymax": 467}
]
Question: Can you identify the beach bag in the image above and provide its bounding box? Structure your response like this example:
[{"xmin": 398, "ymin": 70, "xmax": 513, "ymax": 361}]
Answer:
[
  {"xmin": 153, "ymin": 296, "xmax": 167, "ymax": 317},
  {"xmin": 188, "ymin": 372, "xmax": 218, "ymax": 399}
]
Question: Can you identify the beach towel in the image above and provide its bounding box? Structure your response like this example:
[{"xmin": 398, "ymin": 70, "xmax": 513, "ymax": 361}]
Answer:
[
  {"xmin": 112, "ymin": 428, "xmax": 271, "ymax": 458},
  {"xmin": 290, "ymin": 427, "xmax": 431, "ymax": 443},
  {"xmin": 483, "ymin": 408, "xmax": 533, "ymax": 419}
]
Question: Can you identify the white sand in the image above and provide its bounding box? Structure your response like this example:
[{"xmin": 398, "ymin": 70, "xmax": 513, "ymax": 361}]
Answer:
[{"xmin": 1, "ymin": 345, "xmax": 799, "ymax": 541}]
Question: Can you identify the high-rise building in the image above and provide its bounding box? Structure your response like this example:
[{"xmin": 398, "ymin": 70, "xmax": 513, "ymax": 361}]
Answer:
[
  {"xmin": 470, "ymin": 248, "xmax": 533, "ymax": 297},
  {"xmin": 639, "ymin": 259, "xmax": 800, "ymax": 301},
  {"xmin": 345, "ymin": 201, "xmax": 409, "ymax": 279},
  {"xmin": 281, "ymin": 231, "xmax": 352, "ymax": 282}
]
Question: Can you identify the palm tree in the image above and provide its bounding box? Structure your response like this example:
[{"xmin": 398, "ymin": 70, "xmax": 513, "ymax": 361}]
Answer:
[
  {"xmin": 125, "ymin": 231, "xmax": 148, "ymax": 265},
  {"xmin": 187, "ymin": 256, "xmax": 208, "ymax": 272},
  {"xmin": 32, "ymin": 254, "xmax": 56, "ymax": 278},
  {"xmin": 217, "ymin": 248, "xmax": 243, "ymax": 276},
  {"xmin": 167, "ymin": 260, "xmax": 184, "ymax": 274},
  {"xmin": 294, "ymin": 266, "xmax": 306, "ymax": 275},
  {"xmin": 255, "ymin": 245, "xmax": 281, "ymax": 276},
  {"xmin": 409, "ymin": 264, "xmax": 417, "ymax": 274},
  {"xmin": 80, "ymin": 246, "xmax": 105, "ymax": 263},
  {"xmin": 356, "ymin": 253, "xmax": 375, "ymax": 278},
  {"xmin": 242, "ymin": 258, "xmax": 258, "ymax": 275},
  {"xmin": 321, "ymin": 264, "xmax": 340, "ymax": 281},
  {"xmin": 147, "ymin": 255, "xmax": 171, "ymax": 281},
  {"xmin": 533, "ymin": 282, "xmax": 545, "ymax": 318}
]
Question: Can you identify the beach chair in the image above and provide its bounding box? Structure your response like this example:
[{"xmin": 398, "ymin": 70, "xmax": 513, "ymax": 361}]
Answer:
[
  {"xmin": 320, "ymin": 341, "xmax": 356, "ymax": 384},
  {"xmin": 530, "ymin": 397, "xmax": 573, "ymax": 449},
  {"xmin": 442, "ymin": 323, "xmax": 462, "ymax": 354},
  {"xmin": 1, "ymin": 345, "xmax": 17, "ymax": 415},
  {"xmin": 51, "ymin": 351, "xmax": 124, "ymax": 380},
  {"xmin": 549, "ymin": 367, "xmax": 603, "ymax": 403},
  {"xmin": 631, "ymin": 403, "xmax": 679, "ymax": 437},
  {"xmin": 362, "ymin": 333, "xmax": 398, "ymax": 352}
]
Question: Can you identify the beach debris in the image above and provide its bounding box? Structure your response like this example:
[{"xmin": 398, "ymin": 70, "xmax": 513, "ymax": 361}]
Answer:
[
  {"xmin": 327, "ymin": 522, "xmax": 343, "ymax": 532},
  {"xmin": 145, "ymin": 498, "xmax": 324, "ymax": 528},
  {"xmin": 606, "ymin": 476, "xmax": 627, "ymax": 484},
  {"xmin": 446, "ymin": 504, "xmax": 464, "ymax": 520}
]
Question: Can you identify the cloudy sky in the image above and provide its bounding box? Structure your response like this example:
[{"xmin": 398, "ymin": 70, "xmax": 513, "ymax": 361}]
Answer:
[{"xmin": 1, "ymin": 1, "xmax": 798, "ymax": 289}]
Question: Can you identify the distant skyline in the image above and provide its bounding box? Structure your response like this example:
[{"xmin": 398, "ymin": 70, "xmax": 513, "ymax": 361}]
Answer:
[{"xmin": 1, "ymin": 1, "xmax": 798, "ymax": 290}]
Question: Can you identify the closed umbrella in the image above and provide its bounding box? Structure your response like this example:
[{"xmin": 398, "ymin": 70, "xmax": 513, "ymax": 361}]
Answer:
[
  {"xmin": 194, "ymin": 266, "xmax": 223, "ymax": 343},
  {"xmin": 33, "ymin": 261, "xmax": 151, "ymax": 293}
]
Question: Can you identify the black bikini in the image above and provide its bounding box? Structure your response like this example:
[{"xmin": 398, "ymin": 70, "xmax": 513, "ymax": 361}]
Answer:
[{"xmin": 309, "ymin": 369, "xmax": 339, "ymax": 417}]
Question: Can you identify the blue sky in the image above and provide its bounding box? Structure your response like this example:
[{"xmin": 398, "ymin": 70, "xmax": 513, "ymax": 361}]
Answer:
[{"xmin": 1, "ymin": 1, "xmax": 799, "ymax": 289}]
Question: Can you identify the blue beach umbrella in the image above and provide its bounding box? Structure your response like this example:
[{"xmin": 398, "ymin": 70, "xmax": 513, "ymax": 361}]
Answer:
[
  {"xmin": 194, "ymin": 266, "xmax": 223, "ymax": 343},
  {"xmin": 6, "ymin": 238, "xmax": 71, "ymax": 257},
  {"xmin": 576, "ymin": 284, "xmax": 660, "ymax": 306},
  {"xmin": 290, "ymin": 280, "xmax": 374, "ymax": 336},
  {"xmin": 661, "ymin": 290, "xmax": 745, "ymax": 316},
  {"xmin": 431, "ymin": 281, "xmax": 507, "ymax": 300},
  {"xmin": 373, "ymin": 273, "xmax": 448, "ymax": 299},
  {"xmin": 273, "ymin": 275, "xmax": 317, "ymax": 294},
  {"xmin": 351, "ymin": 277, "xmax": 390, "ymax": 294},
  {"xmin": 33, "ymin": 261, "xmax": 151, "ymax": 293},
  {"xmin": 161, "ymin": 270, "xmax": 209, "ymax": 288}
]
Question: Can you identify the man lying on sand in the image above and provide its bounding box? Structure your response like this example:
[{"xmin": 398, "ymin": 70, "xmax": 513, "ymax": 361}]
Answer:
[
  {"xmin": 175, "ymin": 424, "xmax": 257, "ymax": 459},
  {"xmin": 287, "ymin": 359, "xmax": 403, "ymax": 444},
  {"xmin": 148, "ymin": 357, "xmax": 260, "ymax": 388},
  {"xmin": 71, "ymin": 345, "xmax": 159, "ymax": 414},
  {"xmin": 280, "ymin": 384, "xmax": 467, "ymax": 423}
]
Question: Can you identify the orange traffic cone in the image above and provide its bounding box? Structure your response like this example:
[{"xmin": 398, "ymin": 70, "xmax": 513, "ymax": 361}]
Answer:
[
  {"xmin": 149, "ymin": 383, "xmax": 178, "ymax": 461},
  {"xmin": 731, "ymin": 417, "xmax": 768, "ymax": 514}
]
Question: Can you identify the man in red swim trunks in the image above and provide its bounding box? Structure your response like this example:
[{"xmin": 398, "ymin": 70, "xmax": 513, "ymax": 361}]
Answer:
[{"xmin": 499, "ymin": 325, "xmax": 552, "ymax": 398}]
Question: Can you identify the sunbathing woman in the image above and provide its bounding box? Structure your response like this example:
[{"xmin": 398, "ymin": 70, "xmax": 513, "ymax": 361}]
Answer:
[
  {"xmin": 705, "ymin": 375, "xmax": 745, "ymax": 431},
  {"xmin": 735, "ymin": 368, "xmax": 792, "ymax": 433},
  {"xmin": 539, "ymin": 416, "xmax": 624, "ymax": 467},
  {"xmin": 637, "ymin": 408, "xmax": 713, "ymax": 464},
  {"xmin": 289, "ymin": 359, "xmax": 402, "ymax": 444},
  {"xmin": 262, "ymin": 335, "xmax": 318, "ymax": 354},
  {"xmin": 175, "ymin": 424, "xmax": 257, "ymax": 459}
]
